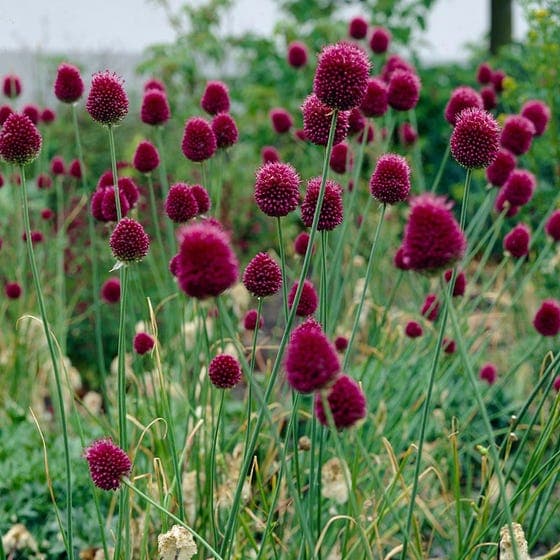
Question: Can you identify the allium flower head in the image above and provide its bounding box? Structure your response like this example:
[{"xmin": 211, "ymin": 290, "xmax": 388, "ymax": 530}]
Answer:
[
  {"xmin": 54, "ymin": 63, "xmax": 84, "ymax": 103},
  {"xmin": 0, "ymin": 113, "xmax": 42, "ymax": 165},
  {"xmin": 421, "ymin": 293, "xmax": 440, "ymax": 322},
  {"xmin": 22, "ymin": 104, "xmax": 40, "ymax": 125},
  {"xmin": 520, "ymin": 100, "xmax": 550, "ymax": 136},
  {"xmin": 393, "ymin": 246, "xmax": 410, "ymax": 270},
  {"xmin": 109, "ymin": 218, "xmax": 150, "ymax": 263},
  {"xmin": 285, "ymin": 318, "xmax": 340, "ymax": 393},
  {"xmin": 261, "ymin": 146, "xmax": 280, "ymax": 164},
  {"xmin": 158, "ymin": 525, "xmax": 197, "ymax": 560},
  {"xmin": 444, "ymin": 269, "xmax": 466, "ymax": 297},
  {"xmin": 37, "ymin": 173, "xmax": 52, "ymax": 190},
  {"xmin": 503, "ymin": 223, "xmax": 530, "ymax": 258},
  {"xmin": 254, "ymin": 162, "xmax": 300, "ymax": 217},
  {"xmin": 479, "ymin": 363, "xmax": 497, "ymax": 385},
  {"xmin": 334, "ymin": 336, "xmax": 349, "ymax": 352},
  {"xmin": 101, "ymin": 277, "xmax": 120, "ymax": 303},
  {"xmin": 165, "ymin": 183, "xmax": 199, "ymax": 223},
  {"xmin": 442, "ymin": 338, "xmax": 456, "ymax": 354},
  {"xmin": 86, "ymin": 71, "xmax": 129, "ymax": 126},
  {"xmin": 287, "ymin": 41, "xmax": 308, "ymax": 68},
  {"xmin": 401, "ymin": 193, "xmax": 467, "ymax": 273},
  {"xmin": 302, "ymin": 94, "xmax": 350, "ymax": 146},
  {"xmin": 244, "ymin": 309, "xmax": 263, "ymax": 330},
  {"xmin": 450, "ymin": 107, "xmax": 500, "ymax": 168},
  {"xmin": 491, "ymin": 69, "xmax": 506, "ymax": 93},
  {"xmin": 315, "ymin": 374, "xmax": 366, "ymax": 429},
  {"xmin": 494, "ymin": 188, "xmax": 519, "ymax": 218},
  {"xmin": 399, "ymin": 122, "xmax": 418, "ymax": 146},
  {"xmin": 181, "ymin": 116, "xmax": 217, "ymax": 162},
  {"xmin": 387, "ymin": 70, "xmax": 421, "ymax": 111},
  {"xmin": 175, "ymin": 220, "xmax": 239, "ymax": 299},
  {"xmin": 93, "ymin": 186, "xmax": 129, "ymax": 222},
  {"xmin": 301, "ymin": 177, "xmax": 343, "ymax": 231},
  {"xmin": 533, "ymin": 300, "xmax": 560, "ymax": 337},
  {"xmin": 288, "ymin": 279, "xmax": 318, "ymax": 317},
  {"xmin": 500, "ymin": 115, "xmax": 535, "ymax": 155},
  {"xmin": 486, "ymin": 148, "xmax": 516, "ymax": 187},
  {"xmin": 85, "ymin": 439, "xmax": 131, "ymax": 491},
  {"xmin": 5, "ymin": 282, "xmax": 22, "ymax": 299},
  {"xmin": 502, "ymin": 169, "xmax": 536, "ymax": 207},
  {"xmin": 190, "ymin": 184, "xmax": 211, "ymax": 215},
  {"xmin": 117, "ymin": 177, "xmax": 139, "ymax": 207},
  {"xmin": 369, "ymin": 27, "xmax": 391, "ymax": 54},
  {"xmin": 0, "ymin": 105, "xmax": 13, "ymax": 125},
  {"xmin": 201, "ymin": 81, "xmax": 230, "ymax": 115},
  {"xmin": 211, "ymin": 112, "xmax": 238, "ymax": 149},
  {"xmin": 133, "ymin": 332, "xmax": 155, "ymax": 355},
  {"xmin": 133, "ymin": 140, "xmax": 159, "ymax": 173},
  {"xmin": 476, "ymin": 63, "xmax": 493, "ymax": 84},
  {"xmin": 141, "ymin": 88, "xmax": 170, "ymax": 126},
  {"xmin": 3, "ymin": 74, "xmax": 22, "ymax": 98},
  {"xmin": 360, "ymin": 77, "xmax": 388, "ymax": 118},
  {"xmin": 329, "ymin": 142, "xmax": 352, "ymax": 174},
  {"xmin": 294, "ymin": 231, "xmax": 311, "ymax": 256},
  {"xmin": 348, "ymin": 16, "xmax": 368, "ymax": 39},
  {"xmin": 545, "ymin": 210, "xmax": 560, "ymax": 242},
  {"xmin": 313, "ymin": 41, "xmax": 371, "ymax": 111},
  {"xmin": 444, "ymin": 86, "xmax": 483, "ymax": 125},
  {"xmin": 242, "ymin": 252, "xmax": 282, "ymax": 298},
  {"xmin": 270, "ymin": 108, "xmax": 293, "ymax": 134},
  {"xmin": 347, "ymin": 107, "xmax": 366, "ymax": 135},
  {"xmin": 480, "ymin": 86, "xmax": 497, "ymax": 111},
  {"xmin": 40, "ymin": 107, "xmax": 55, "ymax": 124},
  {"xmin": 144, "ymin": 78, "xmax": 166, "ymax": 92},
  {"xmin": 405, "ymin": 321, "xmax": 423, "ymax": 338},
  {"xmin": 50, "ymin": 156, "xmax": 65, "ymax": 176},
  {"xmin": 369, "ymin": 153, "xmax": 411, "ymax": 204},
  {"xmin": 381, "ymin": 54, "xmax": 414, "ymax": 83},
  {"xmin": 208, "ymin": 354, "xmax": 242, "ymax": 389},
  {"xmin": 68, "ymin": 159, "xmax": 82, "ymax": 179}
]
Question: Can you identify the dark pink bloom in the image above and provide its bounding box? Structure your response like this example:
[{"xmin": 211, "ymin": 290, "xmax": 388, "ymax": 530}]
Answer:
[
  {"xmin": 545, "ymin": 210, "xmax": 560, "ymax": 242},
  {"xmin": 0, "ymin": 113, "xmax": 42, "ymax": 165},
  {"xmin": 97, "ymin": 170, "xmax": 115, "ymax": 189},
  {"xmin": 40, "ymin": 110, "xmax": 55, "ymax": 126},
  {"xmin": 399, "ymin": 122, "xmax": 418, "ymax": 146},
  {"xmin": 369, "ymin": 153, "xmax": 411, "ymax": 204},
  {"xmin": 0, "ymin": 105, "xmax": 13, "ymax": 125},
  {"xmin": 405, "ymin": 321, "xmax": 423, "ymax": 338},
  {"xmin": 294, "ymin": 231, "xmax": 311, "ymax": 256},
  {"xmin": 479, "ymin": 363, "xmax": 497, "ymax": 385},
  {"xmin": 141, "ymin": 88, "xmax": 170, "ymax": 125},
  {"xmin": 41, "ymin": 208, "xmax": 54, "ymax": 220},
  {"xmin": 301, "ymin": 177, "xmax": 343, "ymax": 231},
  {"xmin": 486, "ymin": 148, "xmax": 516, "ymax": 187},
  {"xmin": 533, "ymin": 299, "xmax": 560, "ymax": 337},
  {"xmin": 109, "ymin": 218, "xmax": 150, "ymax": 262},
  {"xmin": 329, "ymin": 142, "xmax": 352, "ymax": 174},
  {"xmin": 360, "ymin": 77, "xmax": 388, "ymax": 118},
  {"xmin": 50, "ymin": 156, "xmax": 66, "ymax": 176},
  {"xmin": 244, "ymin": 309, "xmax": 263, "ymax": 330},
  {"xmin": 393, "ymin": 246, "xmax": 410, "ymax": 271},
  {"xmin": 369, "ymin": 27, "xmax": 391, "ymax": 54},
  {"xmin": 500, "ymin": 115, "xmax": 535, "ymax": 155},
  {"xmin": 85, "ymin": 439, "xmax": 131, "ymax": 491},
  {"xmin": 143, "ymin": 78, "xmax": 166, "ymax": 92},
  {"xmin": 101, "ymin": 277, "xmax": 120, "ymax": 303},
  {"xmin": 301, "ymin": 94, "xmax": 350, "ymax": 146},
  {"xmin": 22, "ymin": 230, "xmax": 44, "ymax": 244},
  {"xmin": 287, "ymin": 41, "xmax": 308, "ymax": 68},
  {"xmin": 444, "ymin": 86, "xmax": 483, "ymax": 125},
  {"xmin": 5, "ymin": 282, "xmax": 22, "ymax": 299},
  {"xmin": 3, "ymin": 74, "xmax": 22, "ymax": 98},
  {"xmin": 86, "ymin": 71, "xmax": 129, "ymax": 126},
  {"xmin": 480, "ymin": 86, "xmax": 497, "ymax": 111},
  {"xmin": 358, "ymin": 122, "xmax": 375, "ymax": 144},
  {"xmin": 494, "ymin": 188, "xmax": 519, "ymax": 218},
  {"xmin": 314, "ymin": 374, "xmax": 366, "ymax": 429},
  {"xmin": 348, "ymin": 16, "xmax": 368, "ymax": 39},
  {"xmin": 442, "ymin": 338, "xmax": 456, "ymax": 354},
  {"xmin": 133, "ymin": 332, "xmax": 155, "ymax": 355},
  {"xmin": 22, "ymin": 104, "xmax": 39, "ymax": 124},
  {"xmin": 254, "ymin": 162, "xmax": 300, "ymax": 217},
  {"xmin": 133, "ymin": 140, "xmax": 159, "ymax": 173},
  {"xmin": 93, "ymin": 186, "xmax": 127, "ymax": 221},
  {"xmin": 520, "ymin": 100, "xmax": 550, "ymax": 136},
  {"xmin": 211, "ymin": 113, "xmax": 238, "ymax": 149},
  {"xmin": 313, "ymin": 41, "xmax": 371, "ymax": 111},
  {"xmin": 491, "ymin": 70, "xmax": 506, "ymax": 93},
  {"xmin": 261, "ymin": 146, "xmax": 280, "ymax": 164},
  {"xmin": 190, "ymin": 184, "xmax": 211, "ymax": 214},
  {"xmin": 270, "ymin": 108, "xmax": 293, "ymax": 134},
  {"xmin": 54, "ymin": 63, "xmax": 84, "ymax": 103},
  {"xmin": 37, "ymin": 173, "xmax": 52, "ymax": 190},
  {"xmin": 444, "ymin": 269, "xmax": 466, "ymax": 297},
  {"xmin": 181, "ymin": 116, "xmax": 217, "ymax": 162},
  {"xmin": 118, "ymin": 177, "xmax": 139, "ymax": 208},
  {"xmin": 476, "ymin": 63, "xmax": 493, "ymax": 85},
  {"xmin": 554, "ymin": 377, "xmax": 560, "ymax": 392},
  {"xmin": 69, "ymin": 159, "xmax": 82, "ymax": 180},
  {"xmin": 242, "ymin": 252, "xmax": 282, "ymax": 298},
  {"xmin": 347, "ymin": 108, "xmax": 366, "ymax": 135},
  {"xmin": 208, "ymin": 354, "xmax": 242, "ymax": 389},
  {"xmin": 201, "ymin": 81, "xmax": 230, "ymax": 115},
  {"xmin": 503, "ymin": 223, "xmax": 530, "ymax": 258},
  {"xmin": 165, "ymin": 183, "xmax": 198, "ymax": 223},
  {"xmin": 421, "ymin": 293, "xmax": 440, "ymax": 322},
  {"xmin": 501, "ymin": 169, "xmax": 536, "ymax": 207},
  {"xmin": 381, "ymin": 54, "xmax": 415, "ymax": 83},
  {"xmin": 387, "ymin": 70, "xmax": 421, "ymax": 111},
  {"xmin": 450, "ymin": 108, "xmax": 500, "ymax": 169},
  {"xmin": 334, "ymin": 336, "xmax": 348, "ymax": 352},
  {"xmin": 288, "ymin": 279, "xmax": 318, "ymax": 317}
]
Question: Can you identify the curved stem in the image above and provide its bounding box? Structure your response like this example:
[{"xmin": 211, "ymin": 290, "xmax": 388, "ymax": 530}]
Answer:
[
  {"xmin": 430, "ymin": 142, "xmax": 450, "ymax": 193},
  {"xmin": 276, "ymin": 217, "xmax": 289, "ymax": 323}
]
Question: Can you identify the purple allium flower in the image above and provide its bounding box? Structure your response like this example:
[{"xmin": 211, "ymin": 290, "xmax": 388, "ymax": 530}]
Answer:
[
  {"xmin": 315, "ymin": 374, "xmax": 366, "ymax": 429},
  {"xmin": 329, "ymin": 142, "xmax": 352, "ymax": 174},
  {"xmin": 401, "ymin": 193, "xmax": 467, "ymax": 273},
  {"xmin": 533, "ymin": 299, "xmax": 560, "ymax": 337},
  {"xmin": 399, "ymin": 122, "xmax": 418, "ymax": 146},
  {"xmin": 491, "ymin": 69, "xmax": 506, "ymax": 93},
  {"xmin": 287, "ymin": 41, "xmax": 308, "ymax": 68},
  {"xmin": 141, "ymin": 88, "xmax": 170, "ymax": 126},
  {"xmin": 54, "ymin": 63, "xmax": 84, "ymax": 103},
  {"xmin": 381, "ymin": 54, "xmax": 415, "ymax": 83},
  {"xmin": 208, "ymin": 354, "xmax": 242, "ymax": 389},
  {"xmin": 68, "ymin": 159, "xmax": 82, "ymax": 180},
  {"xmin": 244, "ymin": 308, "xmax": 263, "ymax": 330},
  {"xmin": 369, "ymin": 153, "xmax": 411, "ymax": 204},
  {"xmin": 301, "ymin": 94, "xmax": 350, "ymax": 146},
  {"xmin": 143, "ymin": 78, "xmax": 166, "ymax": 92},
  {"xmin": 360, "ymin": 77, "xmax": 388, "ymax": 118},
  {"xmin": 555, "ymin": 377, "xmax": 560, "ymax": 392},
  {"xmin": 84, "ymin": 439, "xmax": 131, "ymax": 491},
  {"xmin": 347, "ymin": 107, "xmax": 366, "ymax": 135},
  {"xmin": 294, "ymin": 231, "xmax": 311, "ymax": 256},
  {"xmin": 479, "ymin": 363, "xmax": 497, "ymax": 385},
  {"xmin": 201, "ymin": 81, "xmax": 230, "ymax": 116},
  {"xmin": 387, "ymin": 70, "xmax": 421, "ymax": 111},
  {"xmin": 133, "ymin": 332, "xmax": 155, "ymax": 355},
  {"xmin": 165, "ymin": 183, "xmax": 199, "ymax": 223},
  {"xmin": 22, "ymin": 230, "xmax": 44, "ymax": 245},
  {"xmin": 348, "ymin": 16, "xmax": 368, "ymax": 39},
  {"xmin": 288, "ymin": 279, "xmax": 318, "ymax": 317},
  {"xmin": 444, "ymin": 269, "xmax": 466, "ymax": 297},
  {"xmin": 421, "ymin": 293, "xmax": 440, "ymax": 322},
  {"xmin": 486, "ymin": 148, "xmax": 516, "ymax": 187},
  {"xmin": 301, "ymin": 177, "xmax": 343, "ymax": 231},
  {"xmin": 270, "ymin": 108, "xmax": 293, "ymax": 134},
  {"xmin": 37, "ymin": 173, "xmax": 52, "ymax": 190},
  {"xmin": 3, "ymin": 74, "xmax": 22, "ymax": 98},
  {"xmin": 133, "ymin": 140, "xmax": 160, "ymax": 173},
  {"xmin": 334, "ymin": 336, "xmax": 349, "ymax": 352},
  {"xmin": 40, "ymin": 107, "xmax": 55, "ymax": 124},
  {"xmin": 369, "ymin": 27, "xmax": 391, "ymax": 54},
  {"xmin": 181, "ymin": 116, "xmax": 217, "ymax": 162},
  {"xmin": 476, "ymin": 63, "xmax": 493, "ymax": 85},
  {"xmin": 444, "ymin": 86, "xmax": 483, "ymax": 125},
  {"xmin": 501, "ymin": 169, "xmax": 536, "ymax": 207},
  {"xmin": 117, "ymin": 177, "xmax": 139, "ymax": 208},
  {"xmin": 109, "ymin": 218, "xmax": 150, "ymax": 263},
  {"xmin": 393, "ymin": 246, "xmax": 410, "ymax": 271},
  {"xmin": 101, "ymin": 277, "xmax": 120, "ymax": 303},
  {"xmin": 494, "ymin": 188, "xmax": 519, "ymax": 218},
  {"xmin": 261, "ymin": 146, "xmax": 280, "ymax": 164},
  {"xmin": 175, "ymin": 220, "xmax": 239, "ymax": 299},
  {"xmin": 520, "ymin": 100, "xmax": 551, "ymax": 137},
  {"xmin": 41, "ymin": 208, "xmax": 54, "ymax": 221},
  {"xmin": 442, "ymin": 338, "xmax": 456, "ymax": 354},
  {"xmin": 503, "ymin": 223, "xmax": 530, "ymax": 258},
  {"xmin": 285, "ymin": 318, "xmax": 339, "ymax": 393},
  {"xmin": 92, "ymin": 187, "xmax": 128, "ymax": 222},
  {"xmin": 500, "ymin": 115, "xmax": 535, "ymax": 155},
  {"xmin": 86, "ymin": 71, "xmax": 129, "ymax": 126},
  {"xmin": 0, "ymin": 113, "xmax": 42, "ymax": 166},
  {"xmin": 211, "ymin": 113, "xmax": 238, "ymax": 149},
  {"xmin": 313, "ymin": 41, "xmax": 371, "ymax": 111},
  {"xmin": 405, "ymin": 320, "xmax": 423, "ymax": 338},
  {"xmin": 5, "ymin": 282, "xmax": 22, "ymax": 299},
  {"xmin": 480, "ymin": 86, "xmax": 497, "ymax": 111},
  {"xmin": 50, "ymin": 156, "xmax": 66, "ymax": 176},
  {"xmin": 545, "ymin": 210, "xmax": 560, "ymax": 242},
  {"xmin": 190, "ymin": 184, "xmax": 211, "ymax": 215},
  {"xmin": 22, "ymin": 104, "xmax": 40, "ymax": 125},
  {"xmin": 0, "ymin": 105, "xmax": 13, "ymax": 125},
  {"xmin": 254, "ymin": 162, "xmax": 300, "ymax": 217},
  {"xmin": 242, "ymin": 252, "xmax": 282, "ymax": 298},
  {"xmin": 450, "ymin": 108, "xmax": 500, "ymax": 169}
]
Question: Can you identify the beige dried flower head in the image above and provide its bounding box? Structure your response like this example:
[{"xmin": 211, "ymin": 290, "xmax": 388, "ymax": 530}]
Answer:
[
  {"xmin": 158, "ymin": 524, "xmax": 197, "ymax": 560},
  {"xmin": 82, "ymin": 391, "xmax": 103, "ymax": 416},
  {"xmin": 182, "ymin": 470, "xmax": 199, "ymax": 524},
  {"xmin": 2, "ymin": 524, "xmax": 42, "ymax": 557},
  {"xmin": 499, "ymin": 523, "xmax": 530, "ymax": 560},
  {"xmin": 321, "ymin": 457, "xmax": 350, "ymax": 504}
]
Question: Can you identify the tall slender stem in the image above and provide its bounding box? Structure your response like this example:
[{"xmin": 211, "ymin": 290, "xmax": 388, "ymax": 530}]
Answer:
[
  {"xmin": 276, "ymin": 217, "xmax": 289, "ymax": 323},
  {"xmin": 107, "ymin": 125, "xmax": 122, "ymax": 221}
]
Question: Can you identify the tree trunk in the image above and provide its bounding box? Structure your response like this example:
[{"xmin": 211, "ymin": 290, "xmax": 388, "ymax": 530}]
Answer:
[{"xmin": 490, "ymin": 0, "xmax": 513, "ymax": 55}]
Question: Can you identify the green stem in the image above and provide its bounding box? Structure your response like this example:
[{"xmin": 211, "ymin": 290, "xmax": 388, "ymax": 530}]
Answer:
[
  {"xmin": 430, "ymin": 142, "xmax": 450, "ymax": 193},
  {"xmin": 107, "ymin": 125, "xmax": 122, "ymax": 221},
  {"xmin": 276, "ymin": 217, "xmax": 289, "ymax": 323},
  {"xmin": 210, "ymin": 390, "xmax": 225, "ymax": 545},
  {"xmin": 147, "ymin": 172, "xmax": 166, "ymax": 264},
  {"xmin": 320, "ymin": 231, "xmax": 328, "ymax": 329},
  {"xmin": 56, "ymin": 176, "xmax": 67, "ymax": 354}
]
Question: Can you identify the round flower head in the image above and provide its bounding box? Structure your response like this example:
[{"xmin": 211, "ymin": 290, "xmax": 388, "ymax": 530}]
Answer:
[
  {"xmin": 399, "ymin": 122, "xmax": 418, "ymax": 146},
  {"xmin": 480, "ymin": 86, "xmax": 497, "ymax": 111},
  {"xmin": 442, "ymin": 338, "xmax": 456, "ymax": 354},
  {"xmin": 369, "ymin": 153, "xmax": 411, "ymax": 204},
  {"xmin": 491, "ymin": 69, "xmax": 506, "ymax": 93},
  {"xmin": 301, "ymin": 177, "xmax": 343, "ymax": 231},
  {"xmin": 315, "ymin": 374, "xmax": 366, "ymax": 429},
  {"xmin": 285, "ymin": 319, "xmax": 340, "ymax": 393},
  {"xmin": 96, "ymin": 169, "xmax": 114, "ymax": 189},
  {"xmin": 387, "ymin": 70, "xmax": 421, "ymax": 111},
  {"xmin": 165, "ymin": 183, "xmax": 199, "ymax": 223},
  {"xmin": 476, "ymin": 63, "xmax": 493, "ymax": 85},
  {"xmin": 500, "ymin": 115, "xmax": 535, "ymax": 155},
  {"xmin": 41, "ymin": 208, "xmax": 54, "ymax": 221},
  {"xmin": 360, "ymin": 77, "xmax": 388, "ymax": 118},
  {"xmin": 450, "ymin": 107, "xmax": 500, "ymax": 169},
  {"xmin": 313, "ymin": 41, "xmax": 371, "ymax": 111},
  {"xmin": 270, "ymin": 108, "xmax": 293, "ymax": 134},
  {"xmin": 479, "ymin": 363, "xmax": 497, "ymax": 385},
  {"xmin": 287, "ymin": 41, "xmax": 308, "ymax": 68},
  {"xmin": 190, "ymin": 184, "xmax": 211, "ymax": 215},
  {"xmin": 401, "ymin": 193, "xmax": 467, "ymax": 273},
  {"xmin": 86, "ymin": 71, "xmax": 129, "ymax": 126},
  {"xmin": 381, "ymin": 54, "xmax": 415, "ymax": 83},
  {"xmin": 545, "ymin": 210, "xmax": 560, "ymax": 242},
  {"xmin": 3, "ymin": 74, "xmax": 22, "ymax": 98},
  {"xmin": 503, "ymin": 223, "xmax": 530, "ymax": 258},
  {"xmin": 41, "ymin": 107, "xmax": 55, "ymax": 123},
  {"xmin": 141, "ymin": 88, "xmax": 170, "ymax": 126},
  {"xmin": 288, "ymin": 279, "xmax": 318, "ymax": 317},
  {"xmin": 329, "ymin": 142, "xmax": 352, "ymax": 174},
  {"xmin": 502, "ymin": 169, "xmax": 536, "ymax": 208},
  {"xmin": 333, "ymin": 336, "xmax": 348, "ymax": 353},
  {"xmin": 212, "ymin": 113, "xmax": 238, "ymax": 149},
  {"xmin": 5, "ymin": 282, "xmax": 22, "ymax": 299},
  {"xmin": 208, "ymin": 354, "xmax": 242, "ymax": 389},
  {"xmin": 347, "ymin": 108, "xmax": 366, "ymax": 135},
  {"xmin": 294, "ymin": 231, "xmax": 311, "ymax": 256},
  {"xmin": 201, "ymin": 81, "xmax": 230, "ymax": 115},
  {"xmin": 554, "ymin": 377, "xmax": 560, "ymax": 392},
  {"xmin": 54, "ymin": 63, "xmax": 84, "ymax": 103},
  {"xmin": 0, "ymin": 113, "xmax": 42, "ymax": 165},
  {"xmin": 244, "ymin": 308, "xmax": 263, "ymax": 330},
  {"xmin": 109, "ymin": 218, "xmax": 150, "ymax": 263},
  {"xmin": 348, "ymin": 16, "xmax": 368, "ymax": 39},
  {"xmin": 69, "ymin": 159, "xmax": 82, "ymax": 180},
  {"xmin": 22, "ymin": 104, "xmax": 40, "ymax": 125},
  {"xmin": 421, "ymin": 293, "xmax": 440, "ymax": 322},
  {"xmin": 176, "ymin": 220, "xmax": 239, "ymax": 299},
  {"xmin": 92, "ymin": 187, "xmax": 128, "ymax": 222},
  {"xmin": 181, "ymin": 116, "xmax": 217, "ymax": 162},
  {"xmin": 301, "ymin": 94, "xmax": 350, "ymax": 146},
  {"xmin": 444, "ymin": 86, "xmax": 483, "ymax": 125},
  {"xmin": 50, "ymin": 156, "xmax": 66, "ymax": 176},
  {"xmin": 261, "ymin": 146, "xmax": 280, "ymax": 164},
  {"xmin": 144, "ymin": 78, "xmax": 166, "ymax": 92},
  {"xmin": 486, "ymin": 148, "xmax": 516, "ymax": 187},
  {"xmin": 444, "ymin": 269, "xmax": 466, "ymax": 297},
  {"xmin": 532, "ymin": 299, "xmax": 560, "ymax": 337},
  {"xmin": 84, "ymin": 439, "xmax": 132, "ymax": 491},
  {"xmin": 37, "ymin": 173, "xmax": 52, "ymax": 190},
  {"xmin": 101, "ymin": 277, "xmax": 120, "ymax": 303},
  {"xmin": 22, "ymin": 230, "xmax": 44, "ymax": 245},
  {"xmin": 393, "ymin": 246, "xmax": 410, "ymax": 271},
  {"xmin": 118, "ymin": 177, "xmax": 139, "ymax": 208},
  {"xmin": 521, "ymin": 100, "xmax": 550, "ymax": 137},
  {"xmin": 369, "ymin": 27, "xmax": 391, "ymax": 54},
  {"xmin": 0, "ymin": 105, "xmax": 13, "ymax": 125},
  {"xmin": 133, "ymin": 332, "xmax": 155, "ymax": 355},
  {"xmin": 494, "ymin": 188, "xmax": 519, "ymax": 218},
  {"xmin": 254, "ymin": 162, "xmax": 300, "ymax": 217},
  {"xmin": 133, "ymin": 140, "xmax": 160, "ymax": 173},
  {"xmin": 405, "ymin": 320, "xmax": 423, "ymax": 338},
  {"xmin": 243, "ymin": 252, "xmax": 282, "ymax": 298}
]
